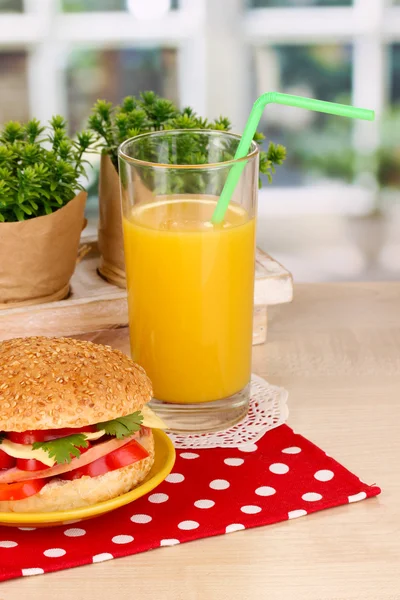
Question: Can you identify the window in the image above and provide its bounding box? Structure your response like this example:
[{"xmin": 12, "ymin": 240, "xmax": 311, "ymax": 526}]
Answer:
[
  {"xmin": 61, "ymin": 0, "xmax": 179, "ymax": 10},
  {"xmin": 0, "ymin": 0, "xmax": 23, "ymax": 12},
  {"xmin": 61, "ymin": 0, "xmax": 127, "ymax": 10},
  {"xmin": 0, "ymin": 52, "xmax": 29, "ymax": 123},
  {"xmin": 66, "ymin": 48, "xmax": 178, "ymax": 133},
  {"xmin": 252, "ymin": 44, "xmax": 352, "ymax": 187},
  {"xmin": 390, "ymin": 44, "xmax": 400, "ymax": 104},
  {"xmin": 248, "ymin": 0, "xmax": 352, "ymax": 6},
  {"xmin": 1, "ymin": 0, "xmax": 399, "ymax": 280}
]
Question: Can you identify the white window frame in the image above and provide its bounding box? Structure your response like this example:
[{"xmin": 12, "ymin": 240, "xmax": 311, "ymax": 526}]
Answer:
[{"xmin": 0, "ymin": 0, "xmax": 399, "ymax": 216}]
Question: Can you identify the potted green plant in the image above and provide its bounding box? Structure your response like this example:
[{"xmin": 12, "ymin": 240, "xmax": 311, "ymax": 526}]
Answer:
[
  {"xmin": 0, "ymin": 117, "xmax": 94, "ymax": 306},
  {"xmin": 89, "ymin": 92, "xmax": 286, "ymax": 287}
]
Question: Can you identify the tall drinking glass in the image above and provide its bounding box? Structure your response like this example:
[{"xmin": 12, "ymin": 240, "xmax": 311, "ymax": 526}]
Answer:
[{"xmin": 118, "ymin": 130, "xmax": 259, "ymax": 432}]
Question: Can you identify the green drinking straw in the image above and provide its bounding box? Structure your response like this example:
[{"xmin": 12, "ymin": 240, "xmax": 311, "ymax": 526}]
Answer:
[{"xmin": 211, "ymin": 91, "xmax": 375, "ymax": 224}]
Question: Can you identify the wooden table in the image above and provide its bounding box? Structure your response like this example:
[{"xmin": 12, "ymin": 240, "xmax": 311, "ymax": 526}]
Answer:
[{"xmin": 2, "ymin": 283, "xmax": 399, "ymax": 600}]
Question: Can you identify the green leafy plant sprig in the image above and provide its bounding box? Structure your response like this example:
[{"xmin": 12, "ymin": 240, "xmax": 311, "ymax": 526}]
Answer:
[
  {"xmin": 289, "ymin": 108, "xmax": 400, "ymax": 214},
  {"xmin": 88, "ymin": 92, "xmax": 286, "ymax": 187},
  {"xmin": 0, "ymin": 117, "xmax": 96, "ymax": 223}
]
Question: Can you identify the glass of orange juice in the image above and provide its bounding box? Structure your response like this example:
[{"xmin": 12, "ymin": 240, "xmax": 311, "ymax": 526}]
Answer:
[{"xmin": 118, "ymin": 130, "xmax": 259, "ymax": 432}]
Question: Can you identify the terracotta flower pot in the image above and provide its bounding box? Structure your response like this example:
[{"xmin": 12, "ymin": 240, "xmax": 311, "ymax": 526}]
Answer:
[{"xmin": 0, "ymin": 191, "xmax": 87, "ymax": 307}]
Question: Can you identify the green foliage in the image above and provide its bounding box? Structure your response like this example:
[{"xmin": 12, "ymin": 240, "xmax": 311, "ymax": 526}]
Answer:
[
  {"xmin": 260, "ymin": 142, "xmax": 287, "ymax": 183},
  {"xmin": 96, "ymin": 411, "xmax": 144, "ymax": 440},
  {"xmin": 32, "ymin": 434, "xmax": 89, "ymax": 465},
  {"xmin": 293, "ymin": 139, "xmax": 400, "ymax": 191},
  {"xmin": 376, "ymin": 147, "xmax": 400, "ymax": 189},
  {"xmin": 88, "ymin": 92, "xmax": 286, "ymax": 186},
  {"xmin": 290, "ymin": 108, "xmax": 400, "ymax": 192},
  {"xmin": 0, "ymin": 118, "xmax": 96, "ymax": 223}
]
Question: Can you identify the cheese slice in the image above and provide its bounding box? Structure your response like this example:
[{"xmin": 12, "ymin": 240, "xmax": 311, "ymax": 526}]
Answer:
[
  {"xmin": 85, "ymin": 430, "xmax": 106, "ymax": 441},
  {"xmin": 0, "ymin": 439, "xmax": 56, "ymax": 467},
  {"xmin": 141, "ymin": 405, "xmax": 167, "ymax": 430}
]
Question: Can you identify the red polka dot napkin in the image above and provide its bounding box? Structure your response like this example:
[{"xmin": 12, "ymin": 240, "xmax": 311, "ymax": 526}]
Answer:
[{"xmin": 0, "ymin": 424, "xmax": 380, "ymax": 582}]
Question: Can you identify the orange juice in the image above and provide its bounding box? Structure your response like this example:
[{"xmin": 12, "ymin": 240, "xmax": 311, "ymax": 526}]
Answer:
[{"xmin": 123, "ymin": 197, "xmax": 256, "ymax": 404}]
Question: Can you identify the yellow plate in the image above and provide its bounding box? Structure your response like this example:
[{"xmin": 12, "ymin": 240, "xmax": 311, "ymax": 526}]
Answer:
[{"xmin": 0, "ymin": 430, "xmax": 175, "ymax": 528}]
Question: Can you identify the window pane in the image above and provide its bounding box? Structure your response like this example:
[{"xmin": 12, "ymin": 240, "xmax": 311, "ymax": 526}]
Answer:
[
  {"xmin": 61, "ymin": 0, "xmax": 178, "ymax": 11},
  {"xmin": 66, "ymin": 47, "xmax": 178, "ymax": 133},
  {"xmin": 248, "ymin": 0, "xmax": 351, "ymax": 6},
  {"xmin": 62, "ymin": 0, "xmax": 126, "ymax": 10},
  {"xmin": 0, "ymin": 51, "xmax": 29, "ymax": 125},
  {"xmin": 252, "ymin": 44, "xmax": 353, "ymax": 186},
  {"xmin": 390, "ymin": 44, "xmax": 400, "ymax": 105},
  {"xmin": 0, "ymin": 0, "xmax": 23, "ymax": 12}
]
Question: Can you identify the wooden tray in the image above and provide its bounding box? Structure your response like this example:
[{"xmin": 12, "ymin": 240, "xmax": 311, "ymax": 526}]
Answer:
[{"xmin": 0, "ymin": 238, "xmax": 292, "ymax": 345}]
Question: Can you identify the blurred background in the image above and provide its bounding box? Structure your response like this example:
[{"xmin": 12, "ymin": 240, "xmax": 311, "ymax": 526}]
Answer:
[{"xmin": 1, "ymin": 0, "xmax": 399, "ymax": 282}]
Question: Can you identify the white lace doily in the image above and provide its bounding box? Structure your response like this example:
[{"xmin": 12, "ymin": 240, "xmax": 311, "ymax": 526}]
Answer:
[{"xmin": 168, "ymin": 374, "xmax": 289, "ymax": 449}]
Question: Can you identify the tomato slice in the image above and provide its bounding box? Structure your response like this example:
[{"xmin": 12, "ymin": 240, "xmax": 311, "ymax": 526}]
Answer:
[
  {"xmin": 16, "ymin": 458, "xmax": 51, "ymax": 472},
  {"xmin": 0, "ymin": 450, "xmax": 16, "ymax": 470},
  {"xmin": 15, "ymin": 440, "xmax": 92, "ymax": 472},
  {"xmin": 0, "ymin": 478, "xmax": 47, "ymax": 501},
  {"xmin": 44, "ymin": 426, "xmax": 96, "ymax": 441},
  {"xmin": 7, "ymin": 425, "xmax": 96, "ymax": 445},
  {"xmin": 61, "ymin": 439, "xmax": 149, "ymax": 481},
  {"xmin": 7, "ymin": 431, "xmax": 47, "ymax": 445}
]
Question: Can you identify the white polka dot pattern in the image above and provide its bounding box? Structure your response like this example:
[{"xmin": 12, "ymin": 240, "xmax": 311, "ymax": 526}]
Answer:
[
  {"xmin": 0, "ymin": 541, "xmax": 17, "ymax": 548},
  {"xmin": 180, "ymin": 452, "xmax": 199, "ymax": 459},
  {"xmin": 22, "ymin": 568, "xmax": 44, "ymax": 576},
  {"xmin": 348, "ymin": 491, "xmax": 367, "ymax": 503},
  {"xmin": 240, "ymin": 505, "xmax": 262, "ymax": 514},
  {"xmin": 194, "ymin": 499, "xmax": 215, "ymax": 509},
  {"xmin": 255, "ymin": 486, "xmax": 276, "ymax": 497},
  {"xmin": 178, "ymin": 520, "xmax": 200, "ymax": 530},
  {"xmin": 269, "ymin": 463, "xmax": 289, "ymax": 475},
  {"xmin": 148, "ymin": 493, "xmax": 169, "ymax": 503},
  {"xmin": 63, "ymin": 528, "xmax": 86, "ymax": 538},
  {"xmin": 225, "ymin": 524, "xmax": 245, "ymax": 533},
  {"xmin": 0, "ymin": 421, "xmax": 377, "ymax": 582},
  {"xmin": 130, "ymin": 514, "xmax": 152, "ymax": 524},
  {"xmin": 112, "ymin": 535, "xmax": 134, "ymax": 545},
  {"xmin": 43, "ymin": 548, "xmax": 66, "ymax": 558},
  {"xmin": 224, "ymin": 458, "xmax": 244, "ymax": 466},
  {"xmin": 237, "ymin": 443, "xmax": 258, "ymax": 453},
  {"xmin": 314, "ymin": 469, "xmax": 334, "ymax": 482},
  {"xmin": 281, "ymin": 447, "xmax": 302, "ymax": 454},
  {"xmin": 209, "ymin": 479, "xmax": 230, "ymax": 490},
  {"xmin": 160, "ymin": 539, "xmax": 180, "ymax": 546},
  {"xmin": 302, "ymin": 492, "xmax": 323, "ymax": 502},
  {"xmin": 165, "ymin": 473, "xmax": 185, "ymax": 483},
  {"xmin": 288, "ymin": 510, "xmax": 307, "ymax": 519},
  {"xmin": 92, "ymin": 553, "xmax": 114, "ymax": 563}
]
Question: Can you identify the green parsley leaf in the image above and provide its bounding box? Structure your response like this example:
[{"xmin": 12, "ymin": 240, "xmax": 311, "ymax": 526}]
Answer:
[
  {"xmin": 97, "ymin": 411, "xmax": 143, "ymax": 440},
  {"xmin": 32, "ymin": 434, "xmax": 89, "ymax": 465}
]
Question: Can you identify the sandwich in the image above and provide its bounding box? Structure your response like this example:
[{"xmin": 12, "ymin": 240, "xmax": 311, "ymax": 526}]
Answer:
[{"xmin": 0, "ymin": 336, "xmax": 165, "ymax": 513}]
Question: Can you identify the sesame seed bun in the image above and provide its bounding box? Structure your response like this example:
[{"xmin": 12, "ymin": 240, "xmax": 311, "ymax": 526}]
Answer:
[
  {"xmin": 0, "ymin": 430, "xmax": 155, "ymax": 513},
  {"xmin": 0, "ymin": 336, "xmax": 153, "ymax": 432}
]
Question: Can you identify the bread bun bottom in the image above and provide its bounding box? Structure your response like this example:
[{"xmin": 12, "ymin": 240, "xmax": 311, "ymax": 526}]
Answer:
[{"xmin": 0, "ymin": 431, "xmax": 155, "ymax": 513}]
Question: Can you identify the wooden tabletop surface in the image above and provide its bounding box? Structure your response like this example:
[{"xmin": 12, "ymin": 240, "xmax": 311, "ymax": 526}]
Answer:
[{"xmin": 2, "ymin": 283, "xmax": 399, "ymax": 600}]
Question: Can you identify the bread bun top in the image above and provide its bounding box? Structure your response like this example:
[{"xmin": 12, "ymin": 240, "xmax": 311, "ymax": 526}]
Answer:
[{"xmin": 0, "ymin": 337, "xmax": 152, "ymax": 432}]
